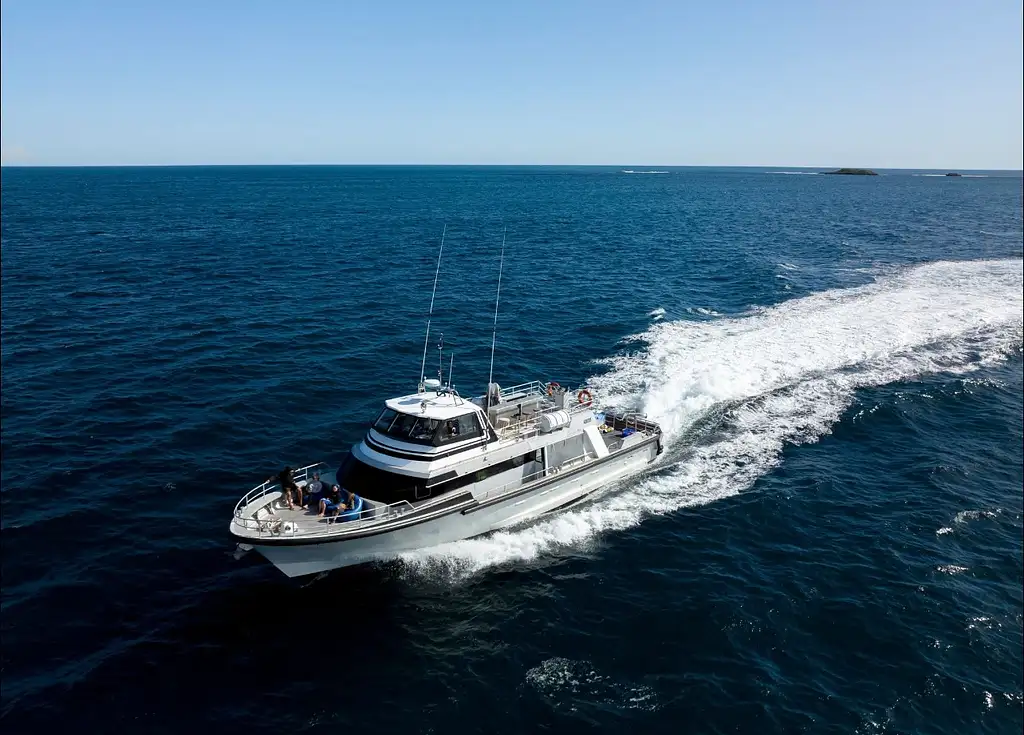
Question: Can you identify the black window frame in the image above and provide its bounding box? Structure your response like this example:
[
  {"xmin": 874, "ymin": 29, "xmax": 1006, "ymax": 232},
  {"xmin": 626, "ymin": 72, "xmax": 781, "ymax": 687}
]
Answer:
[
  {"xmin": 436, "ymin": 412, "xmax": 485, "ymax": 446},
  {"xmin": 336, "ymin": 452, "xmax": 427, "ymax": 504},
  {"xmin": 430, "ymin": 449, "xmax": 544, "ymax": 494},
  {"xmin": 371, "ymin": 407, "xmax": 486, "ymax": 447},
  {"xmin": 336, "ymin": 448, "xmax": 545, "ymax": 504}
]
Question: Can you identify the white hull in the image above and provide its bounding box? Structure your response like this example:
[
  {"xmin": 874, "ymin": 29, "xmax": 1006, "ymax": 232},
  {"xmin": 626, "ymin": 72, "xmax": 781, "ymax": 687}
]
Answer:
[{"xmin": 253, "ymin": 440, "xmax": 657, "ymax": 577}]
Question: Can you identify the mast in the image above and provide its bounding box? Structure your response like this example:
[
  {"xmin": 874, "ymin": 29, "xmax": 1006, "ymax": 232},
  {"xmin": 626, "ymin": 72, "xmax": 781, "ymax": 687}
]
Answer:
[
  {"xmin": 418, "ymin": 224, "xmax": 446, "ymax": 392},
  {"xmin": 486, "ymin": 227, "xmax": 507, "ymax": 410}
]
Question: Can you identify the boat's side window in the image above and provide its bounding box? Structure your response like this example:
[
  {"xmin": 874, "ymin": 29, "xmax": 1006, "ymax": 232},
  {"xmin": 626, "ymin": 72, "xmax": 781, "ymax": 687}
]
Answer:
[
  {"xmin": 409, "ymin": 418, "xmax": 441, "ymax": 442},
  {"xmin": 436, "ymin": 412, "xmax": 484, "ymax": 445},
  {"xmin": 433, "ymin": 450, "xmax": 541, "ymax": 493},
  {"xmin": 337, "ymin": 456, "xmax": 427, "ymax": 503},
  {"xmin": 457, "ymin": 413, "xmax": 482, "ymax": 438}
]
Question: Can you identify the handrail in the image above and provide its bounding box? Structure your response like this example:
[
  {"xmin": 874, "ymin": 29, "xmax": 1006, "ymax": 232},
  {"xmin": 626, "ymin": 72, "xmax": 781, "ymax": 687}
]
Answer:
[
  {"xmin": 233, "ymin": 462, "xmax": 331, "ymax": 518},
  {"xmin": 493, "ymin": 392, "xmax": 597, "ymax": 439},
  {"xmin": 231, "ymin": 497, "xmax": 418, "ymax": 538},
  {"xmin": 498, "ymin": 380, "xmax": 547, "ymax": 399}
]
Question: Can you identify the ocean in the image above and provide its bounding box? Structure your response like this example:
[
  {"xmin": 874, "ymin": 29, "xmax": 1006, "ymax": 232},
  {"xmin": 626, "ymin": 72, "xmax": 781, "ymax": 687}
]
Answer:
[{"xmin": 1, "ymin": 165, "xmax": 1021, "ymax": 734}]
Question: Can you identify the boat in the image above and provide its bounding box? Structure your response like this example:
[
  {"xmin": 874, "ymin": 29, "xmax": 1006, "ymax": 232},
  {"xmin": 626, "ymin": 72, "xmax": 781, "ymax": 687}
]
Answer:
[
  {"xmin": 229, "ymin": 230, "xmax": 664, "ymax": 577},
  {"xmin": 230, "ymin": 380, "xmax": 663, "ymax": 577}
]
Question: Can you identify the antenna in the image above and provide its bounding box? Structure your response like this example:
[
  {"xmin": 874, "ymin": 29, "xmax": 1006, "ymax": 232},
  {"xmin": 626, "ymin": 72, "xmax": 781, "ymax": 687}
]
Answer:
[
  {"xmin": 437, "ymin": 333, "xmax": 444, "ymax": 387},
  {"xmin": 418, "ymin": 224, "xmax": 446, "ymax": 392},
  {"xmin": 448, "ymin": 353, "xmax": 454, "ymax": 390},
  {"xmin": 486, "ymin": 227, "xmax": 507, "ymax": 410}
]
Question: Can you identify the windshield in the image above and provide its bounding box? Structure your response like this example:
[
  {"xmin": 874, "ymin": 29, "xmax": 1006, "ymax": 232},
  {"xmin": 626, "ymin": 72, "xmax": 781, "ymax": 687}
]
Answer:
[
  {"xmin": 372, "ymin": 408, "xmax": 442, "ymax": 446},
  {"xmin": 371, "ymin": 407, "xmax": 485, "ymax": 447}
]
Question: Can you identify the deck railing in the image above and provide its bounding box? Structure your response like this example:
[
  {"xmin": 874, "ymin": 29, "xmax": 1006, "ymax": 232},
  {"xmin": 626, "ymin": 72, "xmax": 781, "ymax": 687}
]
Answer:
[
  {"xmin": 232, "ymin": 461, "xmax": 420, "ymax": 539},
  {"xmin": 231, "ymin": 495, "xmax": 417, "ymax": 538},
  {"xmin": 497, "ymin": 380, "xmax": 548, "ymax": 400},
  {"xmin": 488, "ymin": 381, "xmax": 599, "ymax": 440},
  {"xmin": 233, "ymin": 462, "xmax": 331, "ymax": 518}
]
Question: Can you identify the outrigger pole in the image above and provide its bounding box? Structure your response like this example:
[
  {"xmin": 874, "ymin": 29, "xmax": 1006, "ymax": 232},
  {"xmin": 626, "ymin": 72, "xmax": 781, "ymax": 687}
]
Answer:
[
  {"xmin": 418, "ymin": 224, "xmax": 446, "ymax": 392},
  {"xmin": 486, "ymin": 227, "xmax": 507, "ymax": 411}
]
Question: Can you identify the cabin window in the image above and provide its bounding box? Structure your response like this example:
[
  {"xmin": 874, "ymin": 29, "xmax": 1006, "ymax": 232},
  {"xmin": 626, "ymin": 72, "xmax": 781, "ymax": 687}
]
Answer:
[
  {"xmin": 336, "ymin": 453, "xmax": 426, "ymax": 504},
  {"xmin": 431, "ymin": 450, "xmax": 543, "ymax": 493},
  {"xmin": 373, "ymin": 408, "xmax": 400, "ymax": 432},
  {"xmin": 437, "ymin": 412, "xmax": 484, "ymax": 445},
  {"xmin": 374, "ymin": 407, "xmax": 486, "ymax": 447},
  {"xmin": 372, "ymin": 409, "xmax": 443, "ymax": 446}
]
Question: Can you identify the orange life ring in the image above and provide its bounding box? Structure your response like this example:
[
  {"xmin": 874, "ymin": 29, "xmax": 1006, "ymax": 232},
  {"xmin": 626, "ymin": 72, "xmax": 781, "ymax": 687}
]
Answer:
[
  {"xmin": 577, "ymin": 389, "xmax": 594, "ymax": 407},
  {"xmin": 546, "ymin": 381, "xmax": 561, "ymax": 396}
]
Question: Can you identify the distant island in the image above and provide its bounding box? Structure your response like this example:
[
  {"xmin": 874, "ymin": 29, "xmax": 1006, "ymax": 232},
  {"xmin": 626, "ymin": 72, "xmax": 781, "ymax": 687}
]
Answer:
[
  {"xmin": 823, "ymin": 168, "xmax": 879, "ymax": 176},
  {"xmin": 945, "ymin": 172, "xmax": 962, "ymax": 177}
]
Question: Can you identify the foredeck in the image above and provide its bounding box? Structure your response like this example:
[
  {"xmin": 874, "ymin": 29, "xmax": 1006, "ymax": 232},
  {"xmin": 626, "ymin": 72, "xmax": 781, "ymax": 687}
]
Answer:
[{"xmin": 230, "ymin": 463, "xmax": 417, "ymax": 541}]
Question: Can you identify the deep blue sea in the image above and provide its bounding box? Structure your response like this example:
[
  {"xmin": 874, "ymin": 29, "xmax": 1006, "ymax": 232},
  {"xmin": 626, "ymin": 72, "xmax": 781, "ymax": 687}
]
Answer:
[{"xmin": 2, "ymin": 166, "xmax": 1022, "ymax": 734}]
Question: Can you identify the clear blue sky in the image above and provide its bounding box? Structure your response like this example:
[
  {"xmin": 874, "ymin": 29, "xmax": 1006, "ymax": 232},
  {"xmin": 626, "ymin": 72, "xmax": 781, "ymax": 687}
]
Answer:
[{"xmin": 2, "ymin": 1, "xmax": 1022, "ymax": 168}]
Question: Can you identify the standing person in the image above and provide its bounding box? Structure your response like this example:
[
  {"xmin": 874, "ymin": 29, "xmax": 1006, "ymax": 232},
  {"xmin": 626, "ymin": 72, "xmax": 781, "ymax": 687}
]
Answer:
[{"xmin": 273, "ymin": 466, "xmax": 302, "ymax": 510}]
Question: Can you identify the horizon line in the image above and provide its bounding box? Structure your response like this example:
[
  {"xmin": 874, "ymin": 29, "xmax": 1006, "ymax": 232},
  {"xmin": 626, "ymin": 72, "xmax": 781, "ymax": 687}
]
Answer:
[{"xmin": 2, "ymin": 163, "xmax": 1021, "ymax": 172}]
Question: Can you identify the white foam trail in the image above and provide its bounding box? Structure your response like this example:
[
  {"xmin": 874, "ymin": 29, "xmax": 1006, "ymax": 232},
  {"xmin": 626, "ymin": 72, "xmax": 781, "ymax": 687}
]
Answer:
[
  {"xmin": 648, "ymin": 307, "xmax": 665, "ymax": 320},
  {"xmin": 766, "ymin": 171, "xmax": 820, "ymax": 175},
  {"xmin": 400, "ymin": 259, "xmax": 1022, "ymax": 579}
]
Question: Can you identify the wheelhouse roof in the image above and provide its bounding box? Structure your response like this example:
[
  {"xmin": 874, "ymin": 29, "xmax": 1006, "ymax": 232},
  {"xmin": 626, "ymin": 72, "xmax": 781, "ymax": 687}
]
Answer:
[{"xmin": 383, "ymin": 392, "xmax": 483, "ymax": 421}]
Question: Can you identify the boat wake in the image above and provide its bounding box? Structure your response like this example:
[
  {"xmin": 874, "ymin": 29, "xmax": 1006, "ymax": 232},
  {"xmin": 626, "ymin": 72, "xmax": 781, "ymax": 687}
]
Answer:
[{"xmin": 399, "ymin": 259, "xmax": 1023, "ymax": 579}]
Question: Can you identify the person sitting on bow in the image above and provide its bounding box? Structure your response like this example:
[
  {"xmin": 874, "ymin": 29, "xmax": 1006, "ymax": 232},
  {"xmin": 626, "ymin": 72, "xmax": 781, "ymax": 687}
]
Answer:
[
  {"xmin": 318, "ymin": 484, "xmax": 342, "ymax": 518},
  {"xmin": 305, "ymin": 471, "xmax": 324, "ymax": 508}
]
